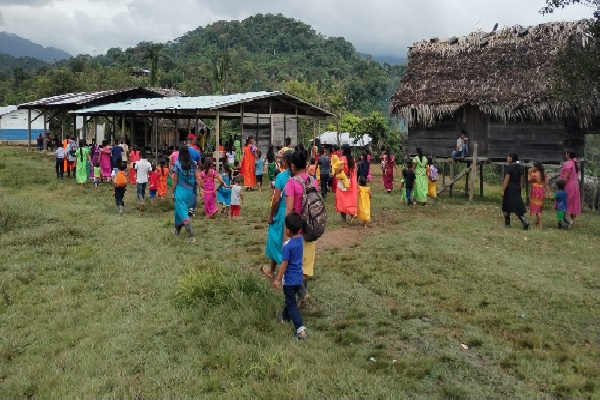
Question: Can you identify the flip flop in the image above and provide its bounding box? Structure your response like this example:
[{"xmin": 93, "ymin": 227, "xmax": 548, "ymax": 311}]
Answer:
[{"xmin": 261, "ymin": 265, "xmax": 274, "ymax": 279}]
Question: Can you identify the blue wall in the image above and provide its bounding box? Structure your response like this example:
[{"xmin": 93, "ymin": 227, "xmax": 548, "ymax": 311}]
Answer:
[{"xmin": 0, "ymin": 129, "xmax": 45, "ymax": 140}]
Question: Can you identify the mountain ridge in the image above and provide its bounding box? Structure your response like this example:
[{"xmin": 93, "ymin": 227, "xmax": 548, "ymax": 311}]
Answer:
[{"xmin": 0, "ymin": 31, "xmax": 71, "ymax": 62}]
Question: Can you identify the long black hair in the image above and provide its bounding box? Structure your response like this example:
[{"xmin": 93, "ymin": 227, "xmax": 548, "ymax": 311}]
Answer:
[
  {"xmin": 282, "ymin": 150, "xmax": 293, "ymax": 170},
  {"xmin": 291, "ymin": 149, "xmax": 308, "ymax": 172},
  {"xmin": 567, "ymin": 151, "xmax": 579, "ymax": 173},
  {"xmin": 416, "ymin": 147, "xmax": 425, "ymax": 162},
  {"xmin": 533, "ymin": 161, "xmax": 546, "ymax": 183},
  {"xmin": 341, "ymin": 144, "xmax": 355, "ymax": 170},
  {"xmin": 178, "ymin": 145, "xmax": 192, "ymax": 171},
  {"xmin": 78, "ymin": 139, "xmax": 86, "ymax": 162}
]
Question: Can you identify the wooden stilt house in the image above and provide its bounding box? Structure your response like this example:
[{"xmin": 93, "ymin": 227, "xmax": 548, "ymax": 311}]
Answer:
[{"xmin": 390, "ymin": 20, "xmax": 599, "ymax": 164}]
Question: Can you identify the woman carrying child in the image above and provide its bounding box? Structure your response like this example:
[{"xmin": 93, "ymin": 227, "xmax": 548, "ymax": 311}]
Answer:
[
  {"xmin": 199, "ymin": 159, "xmax": 228, "ymax": 218},
  {"xmin": 528, "ymin": 161, "xmax": 549, "ymax": 227}
]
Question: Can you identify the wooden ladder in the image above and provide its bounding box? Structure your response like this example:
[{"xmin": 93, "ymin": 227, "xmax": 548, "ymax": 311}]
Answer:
[{"xmin": 437, "ymin": 166, "xmax": 472, "ymax": 196}]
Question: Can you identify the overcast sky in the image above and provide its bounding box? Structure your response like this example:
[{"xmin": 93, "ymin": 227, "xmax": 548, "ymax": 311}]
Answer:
[{"xmin": 0, "ymin": 0, "xmax": 595, "ymax": 56}]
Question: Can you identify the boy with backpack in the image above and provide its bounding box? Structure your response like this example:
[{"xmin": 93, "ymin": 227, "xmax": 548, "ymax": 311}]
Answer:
[
  {"xmin": 427, "ymin": 157, "xmax": 438, "ymax": 204},
  {"xmin": 113, "ymin": 161, "xmax": 128, "ymax": 214}
]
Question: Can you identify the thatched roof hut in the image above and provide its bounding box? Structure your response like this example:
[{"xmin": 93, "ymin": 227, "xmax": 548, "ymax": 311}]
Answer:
[
  {"xmin": 390, "ymin": 20, "xmax": 599, "ymax": 163},
  {"xmin": 391, "ymin": 20, "xmax": 598, "ymax": 128}
]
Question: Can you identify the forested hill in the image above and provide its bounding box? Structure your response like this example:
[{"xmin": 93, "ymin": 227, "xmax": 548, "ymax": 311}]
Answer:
[{"xmin": 0, "ymin": 13, "xmax": 405, "ymax": 116}]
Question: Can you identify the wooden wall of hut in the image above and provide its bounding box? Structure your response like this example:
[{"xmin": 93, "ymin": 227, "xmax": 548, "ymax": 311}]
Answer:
[
  {"xmin": 407, "ymin": 104, "xmax": 586, "ymax": 163},
  {"xmin": 242, "ymin": 115, "xmax": 298, "ymax": 156}
]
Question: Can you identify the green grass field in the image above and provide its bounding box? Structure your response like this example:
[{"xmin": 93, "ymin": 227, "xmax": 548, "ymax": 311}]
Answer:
[{"xmin": 0, "ymin": 147, "xmax": 599, "ymax": 398}]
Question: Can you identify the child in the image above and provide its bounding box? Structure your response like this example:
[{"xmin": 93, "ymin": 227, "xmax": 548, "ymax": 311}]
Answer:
[
  {"xmin": 230, "ymin": 175, "xmax": 244, "ymax": 219},
  {"xmin": 401, "ymin": 161, "xmax": 416, "ymax": 206},
  {"xmin": 273, "ymin": 212, "xmax": 307, "ymax": 340},
  {"xmin": 148, "ymin": 164, "xmax": 159, "ymax": 205},
  {"xmin": 157, "ymin": 159, "xmax": 169, "ymax": 199},
  {"xmin": 226, "ymin": 148, "xmax": 236, "ymax": 168},
  {"xmin": 135, "ymin": 150, "xmax": 152, "ymax": 211},
  {"xmin": 113, "ymin": 161, "xmax": 128, "ymax": 214},
  {"xmin": 93, "ymin": 162, "xmax": 101, "ymax": 189},
  {"xmin": 426, "ymin": 157, "xmax": 438, "ymax": 205},
  {"xmin": 308, "ymin": 158, "xmax": 317, "ymax": 179},
  {"xmin": 232, "ymin": 160, "xmax": 241, "ymax": 179},
  {"xmin": 357, "ymin": 176, "xmax": 371, "ymax": 228},
  {"xmin": 217, "ymin": 163, "xmax": 232, "ymax": 214},
  {"xmin": 528, "ymin": 161, "xmax": 549, "ymax": 228},
  {"xmin": 552, "ymin": 179, "xmax": 570, "ymax": 229},
  {"xmin": 255, "ymin": 151, "xmax": 265, "ymax": 192},
  {"xmin": 330, "ymin": 152, "xmax": 349, "ymax": 191}
]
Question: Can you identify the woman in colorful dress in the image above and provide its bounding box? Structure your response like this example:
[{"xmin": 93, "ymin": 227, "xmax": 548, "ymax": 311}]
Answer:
[
  {"xmin": 217, "ymin": 164, "xmax": 233, "ymax": 214},
  {"xmin": 172, "ymin": 146, "xmax": 199, "ymax": 241},
  {"xmin": 412, "ymin": 147, "xmax": 428, "ymax": 205},
  {"xmin": 75, "ymin": 139, "xmax": 92, "ymax": 187},
  {"xmin": 199, "ymin": 159, "xmax": 227, "ymax": 218},
  {"xmin": 240, "ymin": 137, "xmax": 256, "ymax": 190},
  {"xmin": 335, "ymin": 144, "xmax": 358, "ymax": 222},
  {"xmin": 528, "ymin": 161, "xmax": 549, "ymax": 228},
  {"xmin": 99, "ymin": 140, "xmax": 112, "ymax": 183},
  {"xmin": 263, "ymin": 150, "xmax": 292, "ymax": 279},
  {"xmin": 382, "ymin": 150, "xmax": 395, "ymax": 193},
  {"xmin": 559, "ymin": 151, "xmax": 581, "ymax": 225}
]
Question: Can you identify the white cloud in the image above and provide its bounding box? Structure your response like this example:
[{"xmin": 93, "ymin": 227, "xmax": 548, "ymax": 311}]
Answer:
[{"xmin": 0, "ymin": 0, "xmax": 595, "ymax": 56}]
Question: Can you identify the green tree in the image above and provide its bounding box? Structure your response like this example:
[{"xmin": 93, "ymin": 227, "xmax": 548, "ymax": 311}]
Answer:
[{"xmin": 142, "ymin": 42, "xmax": 163, "ymax": 87}]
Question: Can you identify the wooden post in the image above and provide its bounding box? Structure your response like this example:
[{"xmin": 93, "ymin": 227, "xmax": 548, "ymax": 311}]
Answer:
[
  {"xmin": 27, "ymin": 109, "xmax": 32, "ymax": 151},
  {"xmin": 144, "ymin": 118, "xmax": 148, "ymax": 148},
  {"xmin": 215, "ymin": 111, "xmax": 221, "ymax": 172},
  {"xmin": 469, "ymin": 143, "xmax": 478, "ymax": 202},
  {"xmin": 154, "ymin": 116, "xmax": 158, "ymax": 165},
  {"xmin": 525, "ymin": 167, "xmax": 530, "ymax": 206},
  {"xmin": 121, "ymin": 113, "xmax": 126, "ymax": 142},
  {"xmin": 479, "ymin": 161, "xmax": 484, "ymax": 199},
  {"xmin": 130, "ymin": 116, "xmax": 135, "ymax": 148},
  {"xmin": 465, "ymin": 162, "xmax": 470, "ymax": 198},
  {"xmin": 442, "ymin": 160, "xmax": 447, "ymax": 188},
  {"xmin": 61, "ymin": 111, "xmax": 65, "ymax": 141},
  {"xmin": 449, "ymin": 161, "xmax": 455, "ymax": 198},
  {"xmin": 82, "ymin": 115, "xmax": 87, "ymax": 141},
  {"xmin": 43, "ymin": 111, "xmax": 48, "ymax": 151},
  {"xmin": 269, "ymin": 99, "xmax": 274, "ymax": 144}
]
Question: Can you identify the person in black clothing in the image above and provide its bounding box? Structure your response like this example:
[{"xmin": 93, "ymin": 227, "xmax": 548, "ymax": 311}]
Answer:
[
  {"xmin": 358, "ymin": 152, "xmax": 370, "ymax": 181},
  {"xmin": 316, "ymin": 147, "xmax": 330, "ymax": 199},
  {"xmin": 401, "ymin": 161, "xmax": 416, "ymax": 206},
  {"xmin": 500, "ymin": 153, "xmax": 529, "ymax": 229}
]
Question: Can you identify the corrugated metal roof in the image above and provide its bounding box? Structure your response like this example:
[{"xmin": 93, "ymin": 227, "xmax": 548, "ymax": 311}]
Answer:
[
  {"xmin": 69, "ymin": 91, "xmax": 333, "ymax": 116},
  {"xmin": 0, "ymin": 105, "xmax": 18, "ymax": 116},
  {"xmin": 18, "ymin": 87, "xmax": 162, "ymax": 109}
]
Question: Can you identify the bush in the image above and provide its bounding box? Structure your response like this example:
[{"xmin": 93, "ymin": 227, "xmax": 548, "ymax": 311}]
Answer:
[{"xmin": 175, "ymin": 268, "xmax": 274, "ymax": 308}]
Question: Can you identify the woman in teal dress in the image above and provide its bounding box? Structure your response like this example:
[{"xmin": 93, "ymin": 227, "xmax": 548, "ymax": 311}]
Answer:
[
  {"xmin": 75, "ymin": 139, "xmax": 91, "ymax": 187},
  {"xmin": 412, "ymin": 147, "xmax": 428, "ymax": 205},
  {"xmin": 172, "ymin": 146, "xmax": 200, "ymax": 242},
  {"xmin": 262, "ymin": 150, "xmax": 292, "ymax": 279}
]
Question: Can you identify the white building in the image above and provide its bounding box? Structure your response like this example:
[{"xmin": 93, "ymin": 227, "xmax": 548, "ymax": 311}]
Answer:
[{"xmin": 0, "ymin": 106, "xmax": 48, "ymax": 142}]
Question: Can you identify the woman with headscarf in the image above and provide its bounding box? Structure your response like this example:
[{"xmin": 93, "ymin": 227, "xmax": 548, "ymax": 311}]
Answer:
[
  {"xmin": 412, "ymin": 147, "xmax": 428, "ymax": 205},
  {"xmin": 99, "ymin": 140, "xmax": 112, "ymax": 182},
  {"xmin": 263, "ymin": 150, "xmax": 293, "ymax": 279},
  {"xmin": 240, "ymin": 137, "xmax": 256, "ymax": 190},
  {"xmin": 559, "ymin": 151, "xmax": 581, "ymax": 225},
  {"xmin": 501, "ymin": 153, "xmax": 529, "ymax": 229},
  {"xmin": 172, "ymin": 146, "xmax": 200, "ymax": 242},
  {"xmin": 335, "ymin": 144, "xmax": 358, "ymax": 222},
  {"xmin": 75, "ymin": 139, "xmax": 92, "ymax": 187}
]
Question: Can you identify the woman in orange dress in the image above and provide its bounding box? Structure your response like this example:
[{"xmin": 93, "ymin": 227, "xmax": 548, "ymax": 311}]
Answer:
[
  {"xmin": 240, "ymin": 137, "xmax": 256, "ymax": 190},
  {"xmin": 128, "ymin": 146, "xmax": 140, "ymax": 185}
]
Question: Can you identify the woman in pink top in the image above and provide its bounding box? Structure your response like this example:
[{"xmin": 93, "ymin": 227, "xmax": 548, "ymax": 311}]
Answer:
[
  {"xmin": 559, "ymin": 151, "xmax": 581, "ymax": 224},
  {"xmin": 285, "ymin": 149, "xmax": 319, "ymax": 306},
  {"xmin": 99, "ymin": 140, "xmax": 112, "ymax": 182},
  {"xmin": 200, "ymin": 159, "xmax": 227, "ymax": 218}
]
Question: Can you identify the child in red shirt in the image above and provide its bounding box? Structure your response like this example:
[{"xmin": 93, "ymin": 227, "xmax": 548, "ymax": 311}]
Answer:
[{"xmin": 149, "ymin": 164, "xmax": 159, "ymax": 205}]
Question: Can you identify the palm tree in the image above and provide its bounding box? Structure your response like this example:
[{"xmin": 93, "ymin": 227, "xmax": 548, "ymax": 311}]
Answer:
[{"xmin": 143, "ymin": 42, "xmax": 163, "ymax": 87}]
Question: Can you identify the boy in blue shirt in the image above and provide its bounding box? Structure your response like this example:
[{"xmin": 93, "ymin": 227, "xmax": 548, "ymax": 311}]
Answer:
[
  {"xmin": 552, "ymin": 179, "xmax": 570, "ymax": 229},
  {"xmin": 273, "ymin": 212, "xmax": 307, "ymax": 340},
  {"xmin": 255, "ymin": 151, "xmax": 265, "ymax": 192}
]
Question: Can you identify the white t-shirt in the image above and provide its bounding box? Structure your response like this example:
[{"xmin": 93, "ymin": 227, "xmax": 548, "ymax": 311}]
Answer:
[
  {"xmin": 456, "ymin": 138, "xmax": 463, "ymax": 149},
  {"xmin": 230, "ymin": 185, "xmax": 242, "ymax": 205},
  {"xmin": 135, "ymin": 158, "xmax": 152, "ymax": 183},
  {"xmin": 226, "ymin": 151, "xmax": 235, "ymax": 164},
  {"xmin": 55, "ymin": 147, "xmax": 66, "ymax": 158}
]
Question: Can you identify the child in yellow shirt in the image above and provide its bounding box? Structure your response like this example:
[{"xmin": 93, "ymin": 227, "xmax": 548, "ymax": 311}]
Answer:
[
  {"xmin": 357, "ymin": 176, "xmax": 371, "ymax": 227},
  {"xmin": 330, "ymin": 153, "xmax": 349, "ymax": 191}
]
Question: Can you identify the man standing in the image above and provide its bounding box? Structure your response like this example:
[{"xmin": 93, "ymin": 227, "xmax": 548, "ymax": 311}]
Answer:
[
  {"xmin": 135, "ymin": 150, "xmax": 152, "ymax": 211},
  {"xmin": 317, "ymin": 147, "xmax": 330, "ymax": 199},
  {"xmin": 55, "ymin": 145, "xmax": 66, "ymax": 179}
]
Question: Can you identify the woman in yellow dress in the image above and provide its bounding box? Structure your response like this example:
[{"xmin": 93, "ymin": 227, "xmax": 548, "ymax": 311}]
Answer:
[{"xmin": 426, "ymin": 156, "xmax": 437, "ymax": 203}]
